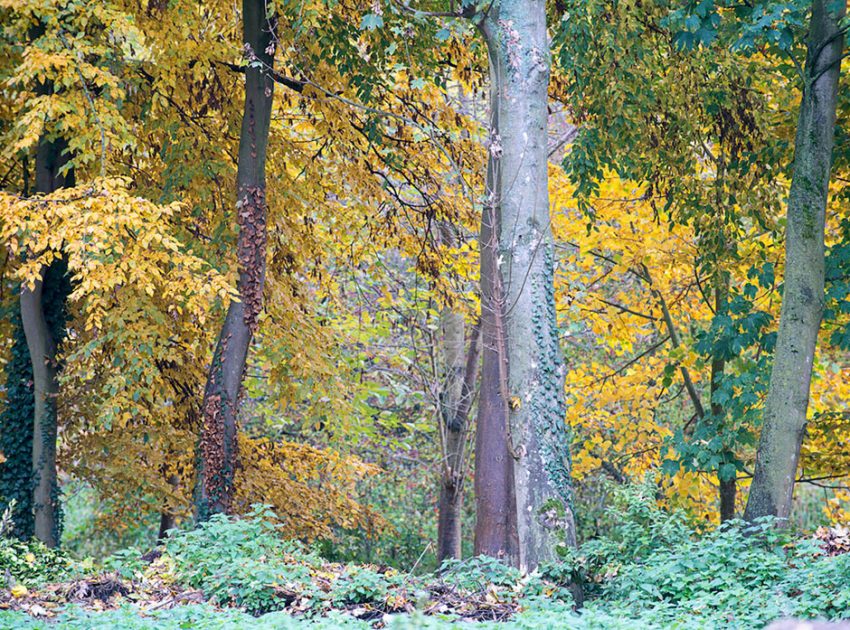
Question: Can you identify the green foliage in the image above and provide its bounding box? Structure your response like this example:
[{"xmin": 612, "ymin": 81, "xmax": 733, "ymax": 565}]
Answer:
[
  {"xmin": 589, "ymin": 519, "xmax": 850, "ymax": 627},
  {"xmin": 102, "ymin": 547, "xmax": 147, "ymax": 580},
  {"xmin": 579, "ymin": 478, "xmax": 692, "ymax": 565},
  {"xmin": 552, "ymin": 483, "xmax": 850, "ymax": 627},
  {"xmin": 0, "ymin": 535, "xmax": 71, "ymax": 587},
  {"xmin": 323, "ymin": 468, "xmax": 460, "ymax": 572},
  {"xmin": 664, "ymin": 0, "xmax": 808, "ymax": 53},
  {"xmin": 825, "ymin": 218, "xmax": 850, "ymax": 348},
  {"xmin": 165, "ymin": 506, "xmax": 322, "ymax": 615},
  {"xmin": 3, "ymin": 494, "xmax": 850, "ymax": 628},
  {"xmin": 670, "ymin": 273, "xmax": 777, "ymax": 478},
  {"xmin": 0, "ymin": 604, "xmax": 369, "ymax": 629},
  {"xmin": 332, "ymin": 566, "xmax": 400, "ymax": 605},
  {"xmin": 438, "ymin": 555, "xmax": 522, "ymax": 591},
  {"xmin": 60, "ymin": 481, "xmax": 158, "ymax": 560}
]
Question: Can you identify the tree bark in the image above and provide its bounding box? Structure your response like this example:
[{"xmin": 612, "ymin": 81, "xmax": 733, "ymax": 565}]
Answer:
[
  {"xmin": 474, "ymin": 118, "xmax": 519, "ymax": 564},
  {"xmin": 437, "ymin": 313, "xmax": 481, "ymax": 562},
  {"xmin": 476, "ymin": 1, "xmax": 578, "ymax": 571},
  {"xmin": 20, "ymin": 134, "xmax": 73, "ymax": 548},
  {"xmin": 21, "ymin": 278, "xmax": 59, "ymax": 547},
  {"xmin": 157, "ymin": 473, "xmax": 180, "ymax": 542},
  {"xmin": 744, "ymin": 0, "xmax": 845, "ymax": 522},
  {"xmin": 195, "ymin": 0, "xmax": 276, "ymax": 518},
  {"xmin": 710, "ymin": 280, "xmax": 736, "ymax": 522}
]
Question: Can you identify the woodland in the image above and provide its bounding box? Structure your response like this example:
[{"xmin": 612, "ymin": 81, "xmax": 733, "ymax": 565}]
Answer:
[{"xmin": 0, "ymin": 0, "xmax": 849, "ymax": 627}]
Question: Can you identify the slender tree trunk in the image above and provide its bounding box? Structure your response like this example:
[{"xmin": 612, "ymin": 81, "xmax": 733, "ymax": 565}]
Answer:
[
  {"xmin": 195, "ymin": 0, "xmax": 276, "ymax": 519},
  {"xmin": 476, "ymin": 1, "xmax": 578, "ymax": 571},
  {"xmin": 437, "ymin": 312, "xmax": 481, "ymax": 562},
  {"xmin": 474, "ymin": 129, "xmax": 519, "ymax": 563},
  {"xmin": 744, "ymin": 0, "xmax": 845, "ymax": 522},
  {"xmin": 20, "ymin": 134, "xmax": 73, "ymax": 547},
  {"xmin": 21, "ymin": 279, "xmax": 59, "ymax": 547},
  {"xmin": 710, "ymin": 279, "xmax": 736, "ymax": 522},
  {"xmin": 157, "ymin": 473, "xmax": 180, "ymax": 542},
  {"xmin": 711, "ymin": 347, "xmax": 736, "ymax": 522}
]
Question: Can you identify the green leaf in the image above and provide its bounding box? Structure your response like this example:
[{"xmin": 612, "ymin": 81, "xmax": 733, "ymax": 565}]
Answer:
[{"xmin": 360, "ymin": 13, "xmax": 384, "ymax": 30}]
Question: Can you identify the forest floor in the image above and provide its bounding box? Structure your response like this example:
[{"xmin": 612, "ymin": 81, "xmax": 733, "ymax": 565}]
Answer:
[{"xmin": 2, "ymin": 500, "xmax": 850, "ymax": 629}]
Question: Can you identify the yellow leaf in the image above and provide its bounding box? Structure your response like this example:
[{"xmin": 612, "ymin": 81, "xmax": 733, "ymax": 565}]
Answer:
[{"xmin": 11, "ymin": 584, "xmax": 28, "ymax": 598}]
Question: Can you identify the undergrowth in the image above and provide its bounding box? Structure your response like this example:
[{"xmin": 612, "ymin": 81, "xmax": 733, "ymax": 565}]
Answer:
[{"xmin": 2, "ymin": 482, "xmax": 849, "ymax": 628}]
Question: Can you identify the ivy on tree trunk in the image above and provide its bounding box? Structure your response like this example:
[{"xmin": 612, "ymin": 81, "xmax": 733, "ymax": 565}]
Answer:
[
  {"xmin": 19, "ymin": 132, "xmax": 73, "ymax": 548},
  {"xmin": 474, "ymin": 0, "xmax": 579, "ymax": 572},
  {"xmin": 195, "ymin": 0, "xmax": 276, "ymax": 519}
]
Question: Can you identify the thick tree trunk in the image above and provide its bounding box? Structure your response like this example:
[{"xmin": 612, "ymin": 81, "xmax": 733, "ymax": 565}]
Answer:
[
  {"xmin": 20, "ymin": 134, "xmax": 73, "ymax": 547},
  {"xmin": 437, "ymin": 312, "xmax": 480, "ymax": 562},
  {"xmin": 744, "ymin": 0, "xmax": 845, "ymax": 522},
  {"xmin": 195, "ymin": 0, "xmax": 275, "ymax": 518},
  {"xmin": 476, "ymin": 1, "xmax": 578, "ymax": 571}
]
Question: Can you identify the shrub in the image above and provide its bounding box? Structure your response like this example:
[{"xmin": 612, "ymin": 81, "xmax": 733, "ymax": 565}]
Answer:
[
  {"xmin": 0, "ymin": 537, "xmax": 71, "ymax": 587},
  {"xmin": 164, "ymin": 505, "xmax": 322, "ymax": 615},
  {"xmin": 332, "ymin": 566, "xmax": 400, "ymax": 605},
  {"xmin": 438, "ymin": 555, "xmax": 522, "ymax": 592}
]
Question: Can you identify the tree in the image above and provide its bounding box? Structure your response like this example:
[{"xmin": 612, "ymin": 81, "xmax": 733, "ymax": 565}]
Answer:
[
  {"xmin": 436, "ymin": 303, "xmax": 480, "ymax": 561},
  {"xmin": 0, "ymin": 0, "xmax": 143, "ymax": 545},
  {"xmin": 745, "ymin": 0, "xmax": 847, "ymax": 522},
  {"xmin": 195, "ymin": 0, "xmax": 277, "ymax": 518},
  {"xmin": 18, "ymin": 84, "xmax": 75, "ymax": 548},
  {"xmin": 473, "ymin": 1, "xmax": 578, "ymax": 569}
]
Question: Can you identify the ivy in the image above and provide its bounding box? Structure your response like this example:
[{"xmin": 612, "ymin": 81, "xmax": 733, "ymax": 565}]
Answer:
[{"xmin": 0, "ymin": 294, "xmax": 35, "ymax": 540}]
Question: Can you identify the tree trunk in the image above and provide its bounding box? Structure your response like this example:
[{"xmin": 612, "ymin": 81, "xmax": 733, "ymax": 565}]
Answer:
[
  {"xmin": 195, "ymin": 0, "xmax": 276, "ymax": 519},
  {"xmin": 744, "ymin": 0, "xmax": 845, "ymax": 522},
  {"xmin": 20, "ymin": 134, "xmax": 74, "ymax": 548},
  {"xmin": 719, "ymin": 477, "xmax": 736, "ymax": 522},
  {"xmin": 21, "ymin": 278, "xmax": 60, "ymax": 547},
  {"xmin": 710, "ymin": 280, "xmax": 736, "ymax": 522},
  {"xmin": 476, "ymin": 1, "xmax": 578, "ymax": 571},
  {"xmin": 474, "ymin": 127, "xmax": 519, "ymax": 564},
  {"xmin": 437, "ymin": 310, "xmax": 481, "ymax": 563},
  {"xmin": 157, "ymin": 473, "xmax": 180, "ymax": 542}
]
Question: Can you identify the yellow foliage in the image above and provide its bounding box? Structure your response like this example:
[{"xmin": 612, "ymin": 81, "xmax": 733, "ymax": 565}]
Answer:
[
  {"xmin": 235, "ymin": 436, "xmax": 385, "ymax": 541},
  {"xmin": 0, "ymin": 178, "xmax": 235, "ymax": 526},
  {"xmin": 553, "ymin": 160, "xmax": 850, "ymax": 524}
]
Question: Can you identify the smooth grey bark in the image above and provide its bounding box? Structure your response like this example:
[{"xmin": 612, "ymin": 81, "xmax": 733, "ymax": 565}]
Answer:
[
  {"xmin": 744, "ymin": 0, "xmax": 846, "ymax": 522},
  {"xmin": 21, "ymin": 279, "xmax": 60, "ymax": 547},
  {"xmin": 476, "ymin": 0, "xmax": 578, "ymax": 570},
  {"xmin": 20, "ymin": 134, "xmax": 73, "ymax": 548},
  {"xmin": 195, "ymin": 0, "xmax": 275, "ymax": 518},
  {"xmin": 436, "ymin": 310, "xmax": 481, "ymax": 562}
]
